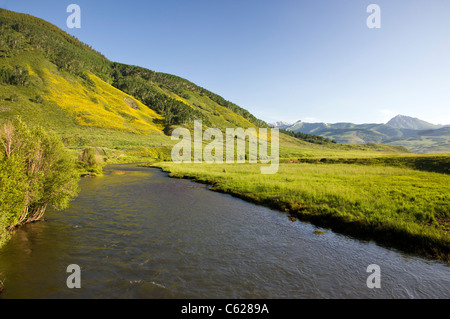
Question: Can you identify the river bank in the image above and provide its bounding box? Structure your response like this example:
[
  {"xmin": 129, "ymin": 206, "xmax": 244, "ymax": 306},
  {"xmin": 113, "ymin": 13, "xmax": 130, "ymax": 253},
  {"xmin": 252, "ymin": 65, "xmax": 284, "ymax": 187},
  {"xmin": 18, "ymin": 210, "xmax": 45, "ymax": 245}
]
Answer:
[{"xmin": 148, "ymin": 162, "xmax": 450, "ymax": 262}]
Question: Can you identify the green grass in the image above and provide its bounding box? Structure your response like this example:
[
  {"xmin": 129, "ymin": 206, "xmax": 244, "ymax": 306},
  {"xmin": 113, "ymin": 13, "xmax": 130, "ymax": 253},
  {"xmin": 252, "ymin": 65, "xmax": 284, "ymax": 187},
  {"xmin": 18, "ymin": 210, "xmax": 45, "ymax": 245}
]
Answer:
[
  {"xmin": 291, "ymin": 154, "xmax": 450, "ymax": 174},
  {"xmin": 151, "ymin": 161, "xmax": 450, "ymax": 261}
]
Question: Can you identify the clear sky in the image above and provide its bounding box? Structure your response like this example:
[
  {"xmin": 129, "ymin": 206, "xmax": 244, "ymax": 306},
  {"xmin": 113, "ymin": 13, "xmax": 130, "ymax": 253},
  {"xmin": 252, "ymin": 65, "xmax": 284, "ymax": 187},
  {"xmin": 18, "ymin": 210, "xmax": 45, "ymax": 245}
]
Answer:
[{"xmin": 1, "ymin": 0, "xmax": 449, "ymax": 125}]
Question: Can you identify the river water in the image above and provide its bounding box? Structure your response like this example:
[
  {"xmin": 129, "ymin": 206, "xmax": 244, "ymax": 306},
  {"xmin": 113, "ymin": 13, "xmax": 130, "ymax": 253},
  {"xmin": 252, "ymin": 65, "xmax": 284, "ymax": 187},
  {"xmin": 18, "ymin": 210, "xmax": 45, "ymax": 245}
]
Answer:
[{"xmin": 0, "ymin": 164, "xmax": 448, "ymax": 298}]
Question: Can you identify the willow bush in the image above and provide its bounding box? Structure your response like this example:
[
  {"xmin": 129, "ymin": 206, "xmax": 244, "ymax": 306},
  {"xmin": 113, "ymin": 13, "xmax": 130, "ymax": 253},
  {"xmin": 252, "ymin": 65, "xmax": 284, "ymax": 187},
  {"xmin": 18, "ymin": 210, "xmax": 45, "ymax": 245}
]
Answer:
[
  {"xmin": 78, "ymin": 147, "xmax": 104, "ymax": 175},
  {"xmin": 0, "ymin": 117, "xmax": 79, "ymax": 246}
]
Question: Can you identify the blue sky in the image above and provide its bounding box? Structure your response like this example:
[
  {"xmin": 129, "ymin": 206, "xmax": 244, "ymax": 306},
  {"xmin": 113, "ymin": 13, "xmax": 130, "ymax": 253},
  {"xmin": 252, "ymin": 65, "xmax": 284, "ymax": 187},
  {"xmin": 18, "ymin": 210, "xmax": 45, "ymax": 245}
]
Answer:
[{"xmin": 1, "ymin": 0, "xmax": 449, "ymax": 125}]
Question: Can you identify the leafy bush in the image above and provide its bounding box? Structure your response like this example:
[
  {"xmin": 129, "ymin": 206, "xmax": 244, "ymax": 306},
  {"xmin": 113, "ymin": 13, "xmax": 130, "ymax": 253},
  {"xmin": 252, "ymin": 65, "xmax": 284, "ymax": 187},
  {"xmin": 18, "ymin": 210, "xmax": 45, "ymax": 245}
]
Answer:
[
  {"xmin": 0, "ymin": 117, "xmax": 79, "ymax": 245},
  {"xmin": 78, "ymin": 147, "xmax": 104, "ymax": 175}
]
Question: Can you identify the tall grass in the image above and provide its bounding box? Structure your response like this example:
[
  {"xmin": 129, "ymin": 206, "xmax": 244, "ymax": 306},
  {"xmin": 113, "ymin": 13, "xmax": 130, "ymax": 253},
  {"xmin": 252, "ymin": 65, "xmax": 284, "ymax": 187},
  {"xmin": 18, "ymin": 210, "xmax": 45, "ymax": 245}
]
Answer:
[{"xmin": 153, "ymin": 162, "xmax": 450, "ymax": 261}]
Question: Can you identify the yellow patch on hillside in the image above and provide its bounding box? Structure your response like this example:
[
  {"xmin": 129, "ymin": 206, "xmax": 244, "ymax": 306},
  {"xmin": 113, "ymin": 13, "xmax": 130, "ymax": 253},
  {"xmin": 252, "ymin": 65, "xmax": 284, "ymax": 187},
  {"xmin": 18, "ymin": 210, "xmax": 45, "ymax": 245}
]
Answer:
[
  {"xmin": 41, "ymin": 69, "xmax": 164, "ymax": 134},
  {"xmin": 26, "ymin": 64, "xmax": 37, "ymax": 77}
]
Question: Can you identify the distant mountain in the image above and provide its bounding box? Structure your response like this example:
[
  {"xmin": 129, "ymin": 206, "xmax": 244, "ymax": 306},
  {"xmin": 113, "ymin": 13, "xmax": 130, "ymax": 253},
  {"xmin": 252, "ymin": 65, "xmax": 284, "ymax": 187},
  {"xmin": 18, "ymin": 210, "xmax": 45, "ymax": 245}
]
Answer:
[
  {"xmin": 287, "ymin": 121, "xmax": 331, "ymax": 134},
  {"xmin": 282, "ymin": 115, "xmax": 449, "ymax": 154},
  {"xmin": 387, "ymin": 115, "xmax": 440, "ymax": 130},
  {"xmin": 269, "ymin": 121, "xmax": 292, "ymax": 130}
]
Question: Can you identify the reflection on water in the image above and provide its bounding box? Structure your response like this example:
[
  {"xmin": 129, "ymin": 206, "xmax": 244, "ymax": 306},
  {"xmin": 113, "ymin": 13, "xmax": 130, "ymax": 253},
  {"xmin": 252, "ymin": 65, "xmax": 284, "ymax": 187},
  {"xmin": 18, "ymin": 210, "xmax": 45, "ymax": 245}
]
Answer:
[{"xmin": 0, "ymin": 164, "xmax": 449, "ymax": 298}]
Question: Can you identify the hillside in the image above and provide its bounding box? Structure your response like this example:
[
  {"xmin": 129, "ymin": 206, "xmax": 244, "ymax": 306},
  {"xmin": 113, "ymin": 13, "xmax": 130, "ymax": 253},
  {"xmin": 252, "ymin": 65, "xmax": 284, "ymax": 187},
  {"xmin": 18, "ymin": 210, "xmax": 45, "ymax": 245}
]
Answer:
[
  {"xmin": 0, "ymin": 8, "xmax": 263, "ymax": 160},
  {"xmin": 0, "ymin": 8, "xmax": 410, "ymax": 162},
  {"xmin": 0, "ymin": 9, "xmax": 266, "ymax": 125}
]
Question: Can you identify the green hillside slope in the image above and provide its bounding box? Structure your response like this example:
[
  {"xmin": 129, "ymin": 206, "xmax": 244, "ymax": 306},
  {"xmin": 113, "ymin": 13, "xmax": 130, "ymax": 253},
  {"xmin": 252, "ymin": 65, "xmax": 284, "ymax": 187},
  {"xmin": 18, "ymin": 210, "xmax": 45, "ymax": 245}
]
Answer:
[{"xmin": 0, "ymin": 8, "xmax": 409, "ymax": 162}]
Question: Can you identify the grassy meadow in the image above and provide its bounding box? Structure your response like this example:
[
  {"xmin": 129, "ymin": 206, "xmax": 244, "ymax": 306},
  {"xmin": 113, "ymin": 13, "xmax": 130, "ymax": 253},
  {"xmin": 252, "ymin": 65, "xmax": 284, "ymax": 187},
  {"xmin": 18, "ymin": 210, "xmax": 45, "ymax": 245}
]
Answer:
[{"xmin": 151, "ymin": 160, "xmax": 450, "ymax": 261}]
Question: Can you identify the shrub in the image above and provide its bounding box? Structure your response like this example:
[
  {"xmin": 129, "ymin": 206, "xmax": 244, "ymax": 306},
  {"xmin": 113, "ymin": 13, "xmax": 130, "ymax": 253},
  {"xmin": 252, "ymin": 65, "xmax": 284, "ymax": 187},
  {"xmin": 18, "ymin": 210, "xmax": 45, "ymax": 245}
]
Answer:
[
  {"xmin": 0, "ymin": 117, "xmax": 79, "ymax": 245},
  {"xmin": 78, "ymin": 147, "xmax": 103, "ymax": 175}
]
